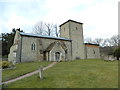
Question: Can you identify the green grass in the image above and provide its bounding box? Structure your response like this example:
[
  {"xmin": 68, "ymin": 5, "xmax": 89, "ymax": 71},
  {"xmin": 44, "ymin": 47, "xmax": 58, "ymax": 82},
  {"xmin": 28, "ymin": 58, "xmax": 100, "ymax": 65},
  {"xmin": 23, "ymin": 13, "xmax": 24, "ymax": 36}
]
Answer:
[
  {"xmin": 7, "ymin": 59, "xmax": 118, "ymax": 88},
  {"xmin": 2, "ymin": 61, "xmax": 51, "ymax": 82}
]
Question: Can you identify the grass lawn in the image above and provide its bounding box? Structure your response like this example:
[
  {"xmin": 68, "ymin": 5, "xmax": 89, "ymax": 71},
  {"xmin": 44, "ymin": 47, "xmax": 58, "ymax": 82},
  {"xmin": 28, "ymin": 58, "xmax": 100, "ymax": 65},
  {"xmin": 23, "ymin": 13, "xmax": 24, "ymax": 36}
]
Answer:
[
  {"xmin": 2, "ymin": 61, "xmax": 51, "ymax": 82},
  {"xmin": 6, "ymin": 59, "xmax": 118, "ymax": 88}
]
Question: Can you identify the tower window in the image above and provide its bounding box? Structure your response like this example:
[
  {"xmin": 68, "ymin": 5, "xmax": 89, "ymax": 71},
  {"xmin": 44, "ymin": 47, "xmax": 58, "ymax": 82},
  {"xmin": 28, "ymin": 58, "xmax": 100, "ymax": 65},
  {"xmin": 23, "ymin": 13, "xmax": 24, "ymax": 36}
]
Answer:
[
  {"xmin": 76, "ymin": 27, "xmax": 77, "ymax": 30},
  {"xmin": 31, "ymin": 42, "xmax": 35, "ymax": 51},
  {"xmin": 64, "ymin": 28, "xmax": 65, "ymax": 32}
]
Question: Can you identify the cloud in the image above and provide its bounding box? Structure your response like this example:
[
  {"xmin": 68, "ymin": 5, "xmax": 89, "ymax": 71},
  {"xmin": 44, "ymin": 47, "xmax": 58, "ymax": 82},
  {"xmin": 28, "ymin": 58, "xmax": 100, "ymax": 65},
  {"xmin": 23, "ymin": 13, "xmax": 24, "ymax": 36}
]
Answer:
[
  {"xmin": 0, "ymin": 0, "xmax": 46, "ymax": 33},
  {"xmin": 0, "ymin": 0, "xmax": 118, "ymax": 39},
  {"xmin": 41, "ymin": 0, "xmax": 118, "ymax": 39},
  {"xmin": 81, "ymin": 0, "xmax": 118, "ymax": 39}
]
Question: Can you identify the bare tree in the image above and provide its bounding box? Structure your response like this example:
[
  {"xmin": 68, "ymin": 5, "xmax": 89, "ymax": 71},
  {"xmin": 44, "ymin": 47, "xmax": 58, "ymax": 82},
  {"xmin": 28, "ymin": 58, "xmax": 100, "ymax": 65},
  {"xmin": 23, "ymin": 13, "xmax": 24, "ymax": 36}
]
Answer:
[
  {"xmin": 93, "ymin": 38, "xmax": 103, "ymax": 46},
  {"xmin": 44, "ymin": 23, "xmax": 54, "ymax": 36},
  {"xmin": 85, "ymin": 38, "xmax": 110, "ymax": 47},
  {"xmin": 33, "ymin": 21, "xmax": 60, "ymax": 37},
  {"xmin": 84, "ymin": 37, "xmax": 93, "ymax": 43},
  {"xmin": 32, "ymin": 21, "xmax": 45, "ymax": 35},
  {"xmin": 54, "ymin": 24, "xmax": 60, "ymax": 37},
  {"xmin": 102, "ymin": 35, "xmax": 120, "ymax": 47},
  {"xmin": 101, "ymin": 39, "xmax": 109, "ymax": 47},
  {"xmin": 110, "ymin": 35, "xmax": 119, "ymax": 46},
  {"xmin": 84, "ymin": 35, "xmax": 120, "ymax": 47},
  {"xmin": 32, "ymin": 21, "xmax": 56, "ymax": 36}
]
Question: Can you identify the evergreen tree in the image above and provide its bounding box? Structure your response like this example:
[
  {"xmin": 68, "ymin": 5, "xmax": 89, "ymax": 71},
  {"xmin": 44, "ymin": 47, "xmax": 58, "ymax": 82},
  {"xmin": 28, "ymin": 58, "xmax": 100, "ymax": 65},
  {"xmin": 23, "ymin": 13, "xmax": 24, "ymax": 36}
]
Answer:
[
  {"xmin": 2, "ymin": 28, "xmax": 23, "ymax": 57},
  {"xmin": 114, "ymin": 47, "xmax": 120, "ymax": 60}
]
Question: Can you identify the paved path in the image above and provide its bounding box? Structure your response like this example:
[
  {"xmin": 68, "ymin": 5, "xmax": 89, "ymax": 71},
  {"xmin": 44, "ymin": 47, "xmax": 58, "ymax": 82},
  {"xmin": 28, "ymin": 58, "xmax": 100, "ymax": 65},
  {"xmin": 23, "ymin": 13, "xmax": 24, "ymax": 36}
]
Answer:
[{"xmin": 3, "ymin": 62, "xmax": 57, "ymax": 84}]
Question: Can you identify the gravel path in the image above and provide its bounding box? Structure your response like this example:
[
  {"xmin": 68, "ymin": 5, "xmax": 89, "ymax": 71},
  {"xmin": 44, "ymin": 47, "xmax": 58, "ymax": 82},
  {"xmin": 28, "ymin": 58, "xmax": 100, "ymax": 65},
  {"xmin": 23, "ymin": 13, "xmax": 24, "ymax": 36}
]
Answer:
[{"xmin": 3, "ymin": 62, "xmax": 57, "ymax": 84}]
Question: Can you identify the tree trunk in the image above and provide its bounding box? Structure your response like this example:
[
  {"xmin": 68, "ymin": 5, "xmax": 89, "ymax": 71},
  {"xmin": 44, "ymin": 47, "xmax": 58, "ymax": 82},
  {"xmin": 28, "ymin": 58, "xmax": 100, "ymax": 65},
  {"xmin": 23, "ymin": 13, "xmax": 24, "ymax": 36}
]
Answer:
[{"xmin": 117, "ymin": 57, "xmax": 119, "ymax": 60}]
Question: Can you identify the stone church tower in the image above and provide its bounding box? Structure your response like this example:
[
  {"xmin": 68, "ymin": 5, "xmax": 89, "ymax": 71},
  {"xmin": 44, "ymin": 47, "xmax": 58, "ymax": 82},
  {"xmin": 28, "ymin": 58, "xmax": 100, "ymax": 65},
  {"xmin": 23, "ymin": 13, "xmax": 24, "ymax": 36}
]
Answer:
[{"xmin": 60, "ymin": 20, "xmax": 86, "ymax": 60}]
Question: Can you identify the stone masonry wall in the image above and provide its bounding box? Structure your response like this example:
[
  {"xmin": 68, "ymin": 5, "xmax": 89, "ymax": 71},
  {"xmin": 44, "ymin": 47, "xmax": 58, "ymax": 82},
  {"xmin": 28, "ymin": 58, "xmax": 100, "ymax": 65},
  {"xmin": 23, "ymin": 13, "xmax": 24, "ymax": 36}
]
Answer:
[
  {"xmin": 60, "ymin": 21, "xmax": 86, "ymax": 60},
  {"xmin": 85, "ymin": 46, "xmax": 100, "ymax": 59},
  {"xmin": 20, "ymin": 36, "xmax": 72, "ymax": 62},
  {"xmin": 69, "ymin": 21, "xmax": 86, "ymax": 60}
]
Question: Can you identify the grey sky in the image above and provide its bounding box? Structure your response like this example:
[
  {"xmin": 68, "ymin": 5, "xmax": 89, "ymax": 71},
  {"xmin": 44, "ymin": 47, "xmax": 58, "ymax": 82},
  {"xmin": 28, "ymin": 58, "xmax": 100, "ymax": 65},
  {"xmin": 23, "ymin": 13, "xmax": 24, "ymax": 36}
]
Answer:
[{"xmin": 0, "ymin": 0, "xmax": 118, "ymax": 39}]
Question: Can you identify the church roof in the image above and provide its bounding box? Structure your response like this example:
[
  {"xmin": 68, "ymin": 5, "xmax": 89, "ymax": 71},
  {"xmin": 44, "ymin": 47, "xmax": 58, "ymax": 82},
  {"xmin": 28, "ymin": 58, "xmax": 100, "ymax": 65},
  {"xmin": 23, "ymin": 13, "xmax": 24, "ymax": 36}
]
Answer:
[
  {"xmin": 84, "ymin": 43, "xmax": 99, "ymax": 46},
  {"xmin": 59, "ymin": 19, "xmax": 83, "ymax": 27},
  {"xmin": 20, "ymin": 32, "xmax": 72, "ymax": 41},
  {"xmin": 45, "ymin": 41, "xmax": 56, "ymax": 51},
  {"xmin": 45, "ymin": 41, "xmax": 67, "ymax": 52}
]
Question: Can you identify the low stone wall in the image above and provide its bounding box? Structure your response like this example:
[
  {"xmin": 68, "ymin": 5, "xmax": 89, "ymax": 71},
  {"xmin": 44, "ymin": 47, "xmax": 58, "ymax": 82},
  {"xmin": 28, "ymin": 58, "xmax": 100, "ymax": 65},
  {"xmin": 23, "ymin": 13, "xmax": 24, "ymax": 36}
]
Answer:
[
  {"xmin": 2, "ymin": 58, "xmax": 8, "ymax": 61},
  {"xmin": 101, "ymin": 55, "xmax": 117, "ymax": 61}
]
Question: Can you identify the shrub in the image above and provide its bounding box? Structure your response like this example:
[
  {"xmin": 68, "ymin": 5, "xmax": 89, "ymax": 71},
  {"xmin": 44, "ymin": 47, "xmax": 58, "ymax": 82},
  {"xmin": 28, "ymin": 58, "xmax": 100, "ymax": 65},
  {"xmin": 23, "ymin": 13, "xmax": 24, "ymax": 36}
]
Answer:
[
  {"xmin": 114, "ymin": 47, "xmax": 120, "ymax": 60},
  {"xmin": 2, "ymin": 55, "xmax": 8, "ymax": 58},
  {"xmin": 2, "ymin": 84, "xmax": 8, "ymax": 88},
  {"xmin": 0, "ymin": 61, "xmax": 11, "ymax": 69}
]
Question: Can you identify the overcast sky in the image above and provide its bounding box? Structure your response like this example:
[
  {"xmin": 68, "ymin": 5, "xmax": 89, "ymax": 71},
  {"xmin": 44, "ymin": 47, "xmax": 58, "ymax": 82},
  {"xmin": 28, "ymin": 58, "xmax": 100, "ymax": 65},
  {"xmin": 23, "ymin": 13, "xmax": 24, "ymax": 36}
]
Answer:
[{"xmin": 0, "ymin": 0, "xmax": 119, "ymax": 39}]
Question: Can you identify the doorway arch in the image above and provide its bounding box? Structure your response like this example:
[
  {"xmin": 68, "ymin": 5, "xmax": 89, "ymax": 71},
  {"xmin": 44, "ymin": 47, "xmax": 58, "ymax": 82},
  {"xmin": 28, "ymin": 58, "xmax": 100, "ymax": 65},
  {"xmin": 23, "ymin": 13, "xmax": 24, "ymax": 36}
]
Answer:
[{"xmin": 55, "ymin": 52, "xmax": 60, "ymax": 61}]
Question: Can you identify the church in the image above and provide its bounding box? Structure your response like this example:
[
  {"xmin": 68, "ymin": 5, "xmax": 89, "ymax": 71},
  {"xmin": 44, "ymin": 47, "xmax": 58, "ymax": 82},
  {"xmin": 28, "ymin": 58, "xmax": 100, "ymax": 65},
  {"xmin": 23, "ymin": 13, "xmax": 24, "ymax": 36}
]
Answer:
[{"xmin": 8, "ymin": 20, "xmax": 100, "ymax": 63}]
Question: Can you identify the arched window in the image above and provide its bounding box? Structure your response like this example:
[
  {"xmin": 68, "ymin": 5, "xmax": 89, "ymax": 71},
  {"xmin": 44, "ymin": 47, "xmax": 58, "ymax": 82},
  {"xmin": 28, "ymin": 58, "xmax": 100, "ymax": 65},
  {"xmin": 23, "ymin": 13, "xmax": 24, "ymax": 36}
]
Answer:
[
  {"xmin": 93, "ymin": 50, "xmax": 95, "ymax": 54},
  {"xmin": 31, "ymin": 42, "xmax": 35, "ymax": 51}
]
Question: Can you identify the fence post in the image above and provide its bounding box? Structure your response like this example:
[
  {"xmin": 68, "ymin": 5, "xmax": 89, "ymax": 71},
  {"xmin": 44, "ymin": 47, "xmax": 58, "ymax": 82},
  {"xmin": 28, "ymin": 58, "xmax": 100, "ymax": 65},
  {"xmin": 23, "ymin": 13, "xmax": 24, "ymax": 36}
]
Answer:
[{"xmin": 39, "ymin": 65, "xmax": 43, "ymax": 79}]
